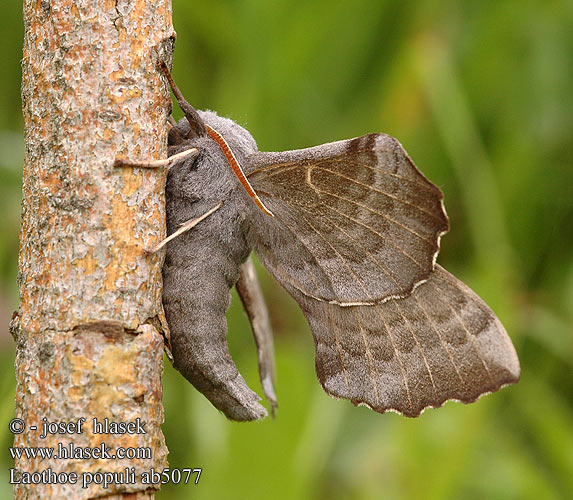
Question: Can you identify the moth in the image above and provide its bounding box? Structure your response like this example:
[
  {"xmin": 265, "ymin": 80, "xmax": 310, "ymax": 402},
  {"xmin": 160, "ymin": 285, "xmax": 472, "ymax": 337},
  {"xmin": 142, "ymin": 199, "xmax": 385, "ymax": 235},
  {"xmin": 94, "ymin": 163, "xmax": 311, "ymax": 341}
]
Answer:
[{"xmin": 116, "ymin": 62, "xmax": 520, "ymax": 421}]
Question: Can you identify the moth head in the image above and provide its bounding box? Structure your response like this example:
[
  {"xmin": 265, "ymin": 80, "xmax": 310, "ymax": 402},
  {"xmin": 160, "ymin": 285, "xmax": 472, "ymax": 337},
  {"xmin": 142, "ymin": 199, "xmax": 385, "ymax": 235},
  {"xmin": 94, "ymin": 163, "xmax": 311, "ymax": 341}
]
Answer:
[
  {"xmin": 169, "ymin": 110, "xmax": 257, "ymax": 154},
  {"xmin": 166, "ymin": 110, "xmax": 259, "ymax": 209},
  {"xmin": 161, "ymin": 60, "xmax": 270, "ymax": 215}
]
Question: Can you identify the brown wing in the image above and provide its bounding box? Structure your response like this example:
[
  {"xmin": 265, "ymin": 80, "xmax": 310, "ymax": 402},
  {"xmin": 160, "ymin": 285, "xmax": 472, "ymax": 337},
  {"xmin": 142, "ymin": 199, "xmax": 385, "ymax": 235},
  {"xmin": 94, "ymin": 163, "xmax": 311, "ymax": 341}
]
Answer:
[
  {"xmin": 286, "ymin": 265, "xmax": 520, "ymax": 417},
  {"xmin": 247, "ymin": 134, "xmax": 449, "ymax": 305}
]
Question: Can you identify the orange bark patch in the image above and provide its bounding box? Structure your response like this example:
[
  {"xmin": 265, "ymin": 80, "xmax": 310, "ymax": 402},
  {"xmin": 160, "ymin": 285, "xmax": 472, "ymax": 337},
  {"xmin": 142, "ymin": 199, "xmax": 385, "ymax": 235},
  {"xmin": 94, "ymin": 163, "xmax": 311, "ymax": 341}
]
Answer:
[{"xmin": 73, "ymin": 247, "xmax": 97, "ymax": 275}]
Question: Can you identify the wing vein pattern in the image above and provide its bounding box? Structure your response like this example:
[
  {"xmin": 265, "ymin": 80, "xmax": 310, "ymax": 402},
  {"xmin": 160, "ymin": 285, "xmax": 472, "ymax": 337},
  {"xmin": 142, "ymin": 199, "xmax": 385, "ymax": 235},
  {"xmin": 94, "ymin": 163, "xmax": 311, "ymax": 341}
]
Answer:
[
  {"xmin": 279, "ymin": 266, "xmax": 520, "ymax": 417},
  {"xmin": 246, "ymin": 134, "xmax": 518, "ymax": 416},
  {"xmin": 248, "ymin": 133, "xmax": 449, "ymax": 304}
]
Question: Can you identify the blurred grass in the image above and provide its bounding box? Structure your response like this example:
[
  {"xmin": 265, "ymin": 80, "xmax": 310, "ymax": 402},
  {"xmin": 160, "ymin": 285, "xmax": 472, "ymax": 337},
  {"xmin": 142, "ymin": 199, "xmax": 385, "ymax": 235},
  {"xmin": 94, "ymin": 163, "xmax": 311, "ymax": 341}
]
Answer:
[{"xmin": 1, "ymin": 0, "xmax": 572, "ymax": 498}]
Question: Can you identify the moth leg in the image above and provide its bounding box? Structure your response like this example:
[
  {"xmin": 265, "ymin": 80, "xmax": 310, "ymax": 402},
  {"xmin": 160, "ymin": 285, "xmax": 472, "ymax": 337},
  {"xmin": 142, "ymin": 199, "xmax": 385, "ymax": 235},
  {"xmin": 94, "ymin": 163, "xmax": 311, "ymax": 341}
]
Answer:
[
  {"xmin": 113, "ymin": 149, "xmax": 219, "ymax": 253},
  {"xmin": 113, "ymin": 147, "xmax": 199, "ymax": 169},
  {"xmin": 146, "ymin": 201, "xmax": 224, "ymax": 253},
  {"xmin": 236, "ymin": 257, "xmax": 278, "ymax": 417}
]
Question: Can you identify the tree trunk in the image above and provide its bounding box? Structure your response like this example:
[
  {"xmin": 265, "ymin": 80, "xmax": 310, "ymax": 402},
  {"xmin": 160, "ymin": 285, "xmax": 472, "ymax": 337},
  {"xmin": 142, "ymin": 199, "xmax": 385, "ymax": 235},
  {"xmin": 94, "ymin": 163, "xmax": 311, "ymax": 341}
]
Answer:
[{"xmin": 13, "ymin": 1, "xmax": 175, "ymax": 498}]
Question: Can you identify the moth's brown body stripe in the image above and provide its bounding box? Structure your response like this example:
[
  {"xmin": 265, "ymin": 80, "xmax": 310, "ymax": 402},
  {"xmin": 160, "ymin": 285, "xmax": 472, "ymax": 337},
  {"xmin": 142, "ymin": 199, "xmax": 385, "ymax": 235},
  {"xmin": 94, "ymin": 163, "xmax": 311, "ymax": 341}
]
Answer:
[{"xmin": 205, "ymin": 124, "xmax": 274, "ymax": 217}]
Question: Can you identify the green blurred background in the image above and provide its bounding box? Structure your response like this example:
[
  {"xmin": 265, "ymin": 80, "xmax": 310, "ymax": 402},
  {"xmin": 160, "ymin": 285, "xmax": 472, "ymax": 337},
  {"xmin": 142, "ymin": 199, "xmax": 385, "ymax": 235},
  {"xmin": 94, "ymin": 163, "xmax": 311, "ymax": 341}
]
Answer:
[{"xmin": 1, "ymin": 0, "xmax": 572, "ymax": 498}]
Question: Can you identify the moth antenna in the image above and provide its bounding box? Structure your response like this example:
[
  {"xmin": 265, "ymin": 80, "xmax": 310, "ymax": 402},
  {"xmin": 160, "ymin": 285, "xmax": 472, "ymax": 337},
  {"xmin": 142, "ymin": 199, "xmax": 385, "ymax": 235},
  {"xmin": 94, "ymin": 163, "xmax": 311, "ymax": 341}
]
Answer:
[
  {"xmin": 160, "ymin": 61, "xmax": 272, "ymax": 216},
  {"xmin": 205, "ymin": 124, "xmax": 274, "ymax": 217},
  {"xmin": 146, "ymin": 201, "xmax": 224, "ymax": 253},
  {"xmin": 159, "ymin": 61, "xmax": 207, "ymax": 138}
]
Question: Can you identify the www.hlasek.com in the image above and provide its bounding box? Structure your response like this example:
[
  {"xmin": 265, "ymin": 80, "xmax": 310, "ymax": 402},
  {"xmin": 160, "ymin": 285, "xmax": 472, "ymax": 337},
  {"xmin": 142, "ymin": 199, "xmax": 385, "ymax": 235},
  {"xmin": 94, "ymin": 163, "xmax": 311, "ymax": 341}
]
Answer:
[{"xmin": 9, "ymin": 417, "xmax": 201, "ymax": 489}]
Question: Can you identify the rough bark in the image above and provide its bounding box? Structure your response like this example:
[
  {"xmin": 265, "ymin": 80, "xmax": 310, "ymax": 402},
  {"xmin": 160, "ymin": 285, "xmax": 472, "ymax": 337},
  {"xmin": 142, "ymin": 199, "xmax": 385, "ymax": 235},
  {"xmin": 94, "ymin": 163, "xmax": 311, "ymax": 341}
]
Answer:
[{"xmin": 14, "ymin": 0, "xmax": 175, "ymax": 498}]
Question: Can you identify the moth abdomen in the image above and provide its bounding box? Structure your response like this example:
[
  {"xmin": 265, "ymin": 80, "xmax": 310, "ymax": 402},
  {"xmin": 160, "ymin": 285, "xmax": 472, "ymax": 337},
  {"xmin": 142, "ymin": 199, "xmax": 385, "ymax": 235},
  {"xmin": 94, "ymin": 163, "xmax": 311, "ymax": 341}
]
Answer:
[{"xmin": 162, "ymin": 221, "xmax": 266, "ymax": 421}]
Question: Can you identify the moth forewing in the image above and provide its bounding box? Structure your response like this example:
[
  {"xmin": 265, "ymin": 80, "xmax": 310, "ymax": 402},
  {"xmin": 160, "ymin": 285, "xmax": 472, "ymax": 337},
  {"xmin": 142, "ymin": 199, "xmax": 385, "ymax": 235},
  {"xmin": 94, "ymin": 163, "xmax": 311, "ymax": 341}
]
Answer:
[{"xmin": 246, "ymin": 134, "xmax": 449, "ymax": 305}]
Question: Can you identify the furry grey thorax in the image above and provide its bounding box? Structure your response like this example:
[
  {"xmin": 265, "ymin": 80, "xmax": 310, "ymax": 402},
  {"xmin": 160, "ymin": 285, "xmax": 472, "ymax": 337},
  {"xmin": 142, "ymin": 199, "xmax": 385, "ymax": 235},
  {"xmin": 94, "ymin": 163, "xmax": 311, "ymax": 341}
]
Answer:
[{"xmin": 166, "ymin": 110, "xmax": 262, "ymax": 261}]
